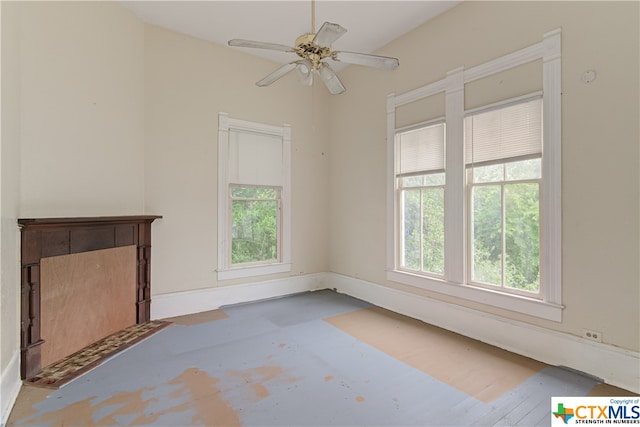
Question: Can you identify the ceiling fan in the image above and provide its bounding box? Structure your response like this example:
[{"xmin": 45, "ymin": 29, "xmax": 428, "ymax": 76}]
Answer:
[{"xmin": 227, "ymin": 1, "xmax": 399, "ymax": 95}]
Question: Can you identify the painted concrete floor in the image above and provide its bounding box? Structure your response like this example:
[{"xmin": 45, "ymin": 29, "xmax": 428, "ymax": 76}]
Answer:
[{"xmin": 6, "ymin": 290, "xmax": 636, "ymax": 426}]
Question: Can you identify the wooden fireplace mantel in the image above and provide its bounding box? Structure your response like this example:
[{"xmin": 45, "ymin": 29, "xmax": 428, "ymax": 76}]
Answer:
[{"xmin": 18, "ymin": 215, "xmax": 161, "ymax": 379}]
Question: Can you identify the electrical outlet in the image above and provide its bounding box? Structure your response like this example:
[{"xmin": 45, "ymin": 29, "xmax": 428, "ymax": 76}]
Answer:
[{"xmin": 582, "ymin": 329, "xmax": 602, "ymax": 343}]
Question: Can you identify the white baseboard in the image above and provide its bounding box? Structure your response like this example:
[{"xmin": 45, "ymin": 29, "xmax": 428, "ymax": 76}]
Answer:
[
  {"xmin": 329, "ymin": 273, "xmax": 640, "ymax": 394},
  {"xmin": 1, "ymin": 351, "xmax": 21, "ymax": 427},
  {"xmin": 151, "ymin": 272, "xmax": 328, "ymax": 320}
]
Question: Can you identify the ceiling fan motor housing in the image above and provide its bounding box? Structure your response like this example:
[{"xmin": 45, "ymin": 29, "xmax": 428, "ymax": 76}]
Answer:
[{"xmin": 295, "ymin": 33, "xmax": 332, "ymax": 69}]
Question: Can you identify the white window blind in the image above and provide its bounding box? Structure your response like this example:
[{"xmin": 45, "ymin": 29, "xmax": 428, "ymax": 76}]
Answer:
[
  {"xmin": 229, "ymin": 129, "xmax": 283, "ymax": 186},
  {"xmin": 396, "ymin": 122, "xmax": 445, "ymax": 176},
  {"xmin": 465, "ymin": 97, "xmax": 542, "ymax": 167}
]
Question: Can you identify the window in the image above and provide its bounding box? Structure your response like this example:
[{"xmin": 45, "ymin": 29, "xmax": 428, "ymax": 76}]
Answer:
[
  {"xmin": 395, "ymin": 122, "xmax": 446, "ymax": 276},
  {"xmin": 386, "ymin": 29, "xmax": 562, "ymax": 321},
  {"xmin": 217, "ymin": 113, "xmax": 291, "ymax": 280},
  {"xmin": 466, "ymin": 98, "xmax": 542, "ymax": 296}
]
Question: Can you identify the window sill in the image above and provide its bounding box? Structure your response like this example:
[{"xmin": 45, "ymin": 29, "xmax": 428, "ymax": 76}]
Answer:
[
  {"xmin": 217, "ymin": 262, "xmax": 291, "ymax": 281},
  {"xmin": 387, "ymin": 270, "xmax": 563, "ymax": 322}
]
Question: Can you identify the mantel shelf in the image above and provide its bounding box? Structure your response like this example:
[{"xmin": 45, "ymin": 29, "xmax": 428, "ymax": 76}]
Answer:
[{"xmin": 18, "ymin": 215, "xmax": 162, "ymax": 228}]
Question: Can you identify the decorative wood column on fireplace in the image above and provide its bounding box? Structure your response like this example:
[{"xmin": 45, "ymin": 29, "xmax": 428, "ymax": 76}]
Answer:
[{"xmin": 18, "ymin": 215, "xmax": 161, "ymax": 380}]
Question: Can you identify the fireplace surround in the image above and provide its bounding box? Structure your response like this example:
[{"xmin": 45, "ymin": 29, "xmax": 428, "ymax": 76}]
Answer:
[{"xmin": 18, "ymin": 215, "xmax": 161, "ymax": 379}]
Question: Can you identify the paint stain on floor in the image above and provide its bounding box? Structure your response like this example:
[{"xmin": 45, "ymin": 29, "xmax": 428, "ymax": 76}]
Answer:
[
  {"xmin": 168, "ymin": 368, "xmax": 241, "ymax": 426},
  {"xmin": 92, "ymin": 387, "xmax": 163, "ymax": 425},
  {"xmin": 5, "ymin": 385, "xmax": 51, "ymax": 424},
  {"xmin": 166, "ymin": 309, "xmax": 229, "ymax": 326},
  {"xmin": 30, "ymin": 395, "xmax": 101, "ymax": 426},
  {"xmin": 325, "ymin": 306, "xmax": 545, "ymax": 403},
  {"xmin": 227, "ymin": 365, "xmax": 300, "ymax": 404},
  {"xmin": 12, "ymin": 368, "xmax": 242, "ymax": 426}
]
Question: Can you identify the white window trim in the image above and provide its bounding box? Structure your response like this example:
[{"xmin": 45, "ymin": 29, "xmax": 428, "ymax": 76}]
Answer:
[
  {"xmin": 386, "ymin": 29, "xmax": 562, "ymax": 322},
  {"xmin": 217, "ymin": 112, "xmax": 292, "ymax": 281}
]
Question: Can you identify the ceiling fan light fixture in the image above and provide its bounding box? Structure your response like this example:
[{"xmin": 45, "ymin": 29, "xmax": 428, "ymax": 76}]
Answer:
[
  {"xmin": 296, "ymin": 60, "xmax": 313, "ymax": 86},
  {"xmin": 318, "ymin": 63, "xmax": 346, "ymax": 95}
]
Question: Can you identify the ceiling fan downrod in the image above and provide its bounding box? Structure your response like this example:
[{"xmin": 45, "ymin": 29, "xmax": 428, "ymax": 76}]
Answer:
[{"xmin": 311, "ymin": 0, "xmax": 316, "ymax": 35}]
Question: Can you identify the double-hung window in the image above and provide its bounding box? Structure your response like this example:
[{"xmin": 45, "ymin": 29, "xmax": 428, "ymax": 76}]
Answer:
[
  {"xmin": 217, "ymin": 113, "xmax": 292, "ymax": 280},
  {"xmin": 466, "ymin": 97, "xmax": 542, "ymax": 296},
  {"xmin": 396, "ymin": 121, "xmax": 446, "ymax": 277},
  {"xmin": 387, "ymin": 30, "xmax": 562, "ymax": 321}
]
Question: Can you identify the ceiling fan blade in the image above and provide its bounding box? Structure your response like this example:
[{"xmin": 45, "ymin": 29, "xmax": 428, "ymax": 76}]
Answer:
[
  {"xmin": 228, "ymin": 39, "xmax": 294, "ymax": 53},
  {"xmin": 332, "ymin": 51, "xmax": 400, "ymax": 70},
  {"xmin": 256, "ymin": 62, "xmax": 297, "ymax": 87},
  {"xmin": 312, "ymin": 22, "xmax": 347, "ymax": 46},
  {"xmin": 318, "ymin": 63, "xmax": 346, "ymax": 95}
]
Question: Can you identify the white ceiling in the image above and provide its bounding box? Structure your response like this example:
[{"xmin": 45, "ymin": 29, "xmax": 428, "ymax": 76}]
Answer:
[{"xmin": 120, "ymin": 1, "xmax": 461, "ymax": 71}]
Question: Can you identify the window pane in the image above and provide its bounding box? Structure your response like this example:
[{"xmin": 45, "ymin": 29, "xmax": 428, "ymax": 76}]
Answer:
[
  {"xmin": 401, "ymin": 189, "xmax": 421, "ymax": 270},
  {"xmin": 472, "ymin": 185, "xmax": 502, "ymax": 285},
  {"xmin": 401, "ymin": 173, "xmax": 445, "ymax": 188},
  {"xmin": 506, "ymin": 158, "xmax": 541, "ymax": 181},
  {"xmin": 472, "ymin": 164, "xmax": 504, "ymax": 183},
  {"xmin": 505, "ymin": 183, "xmax": 540, "ymax": 292},
  {"xmin": 232, "ymin": 199, "xmax": 278, "ymax": 264},
  {"xmin": 422, "ymin": 187, "xmax": 444, "ymax": 275},
  {"xmin": 231, "ymin": 186, "xmax": 278, "ymax": 199},
  {"xmin": 424, "ymin": 172, "xmax": 445, "ymax": 186},
  {"xmin": 401, "ymin": 176, "xmax": 423, "ymax": 188}
]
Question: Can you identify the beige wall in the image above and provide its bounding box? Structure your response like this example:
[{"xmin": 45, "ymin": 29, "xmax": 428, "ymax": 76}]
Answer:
[
  {"xmin": 144, "ymin": 23, "xmax": 331, "ymax": 295},
  {"xmin": 18, "ymin": 1, "xmax": 145, "ymax": 217},
  {"xmin": 1, "ymin": 1, "xmax": 21, "ymax": 375},
  {"xmin": 329, "ymin": 1, "xmax": 639, "ymax": 351}
]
